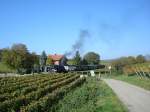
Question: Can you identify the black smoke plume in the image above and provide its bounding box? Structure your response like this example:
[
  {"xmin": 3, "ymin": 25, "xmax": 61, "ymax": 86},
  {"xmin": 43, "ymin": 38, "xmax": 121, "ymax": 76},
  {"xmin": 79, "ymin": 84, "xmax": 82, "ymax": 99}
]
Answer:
[{"xmin": 65, "ymin": 30, "xmax": 90, "ymax": 57}]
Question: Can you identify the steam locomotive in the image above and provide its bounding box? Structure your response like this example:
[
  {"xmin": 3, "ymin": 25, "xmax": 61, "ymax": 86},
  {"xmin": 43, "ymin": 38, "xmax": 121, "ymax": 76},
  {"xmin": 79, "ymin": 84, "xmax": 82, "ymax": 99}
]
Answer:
[{"xmin": 42, "ymin": 65, "xmax": 105, "ymax": 73}]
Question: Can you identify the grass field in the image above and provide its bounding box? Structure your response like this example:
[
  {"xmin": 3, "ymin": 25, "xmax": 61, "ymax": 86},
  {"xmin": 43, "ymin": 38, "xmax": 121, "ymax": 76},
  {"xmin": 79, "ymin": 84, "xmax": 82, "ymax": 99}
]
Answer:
[
  {"xmin": 113, "ymin": 75, "xmax": 150, "ymax": 90},
  {"xmin": 52, "ymin": 77, "xmax": 127, "ymax": 112}
]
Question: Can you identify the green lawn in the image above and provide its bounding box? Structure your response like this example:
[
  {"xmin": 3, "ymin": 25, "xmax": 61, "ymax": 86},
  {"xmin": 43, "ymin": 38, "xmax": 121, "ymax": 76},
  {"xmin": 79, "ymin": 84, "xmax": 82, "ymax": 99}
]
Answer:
[
  {"xmin": 50, "ymin": 77, "xmax": 127, "ymax": 112},
  {"xmin": 113, "ymin": 75, "xmax": 150, "ymax": 90}
]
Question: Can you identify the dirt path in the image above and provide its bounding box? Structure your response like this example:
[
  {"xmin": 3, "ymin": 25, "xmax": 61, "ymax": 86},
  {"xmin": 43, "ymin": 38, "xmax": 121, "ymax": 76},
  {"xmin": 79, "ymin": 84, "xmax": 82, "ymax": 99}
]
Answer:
[{"xmin": 103, "ymin": 79, "xmax": 150, "ymax": 112}]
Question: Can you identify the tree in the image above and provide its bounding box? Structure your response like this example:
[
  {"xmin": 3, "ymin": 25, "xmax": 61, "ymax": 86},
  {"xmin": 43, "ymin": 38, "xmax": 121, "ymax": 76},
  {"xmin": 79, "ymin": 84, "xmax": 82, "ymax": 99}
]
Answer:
[
  {"xmin": 2, "ymin": 44, "xmax": 28, "ymax": 69},
  {"xmin": 1, "ymin": 44, "xmax": 38, "ymax": 74},
  {"xmin": 80, "ymin": 59, "xmax": 88, "ymax": 65},
  {"xmin": 111, "ymin": 57, "xmax": 126, "ymax": 72},
  {"xmin": 40, "ymin": 51, "xmax": 47, "ymax": 66},
  {"xmin": 46, "ymin": 57, "xmax": 53, "ymax": 65},
  {"xmin": 0, "ymin": 49, "xmax": 3, "ymax": 61},
  {"xmin": 111, "ymin": 55, "xmax": 146, "ymax": 73},
  {"xmin": 83, "ymin": 52, "xmax": 100, "ymax": 65},
  {"xmin": 1, "ymin": 48, "xmax": 12, "ymax": 68},
  {"xmin": 136, "ymin": 55, "xmax": 146, "ymax": 63},
  {"xmin": 11, "ymin": 43, "xmax": 28, "ymax": 53},
  {"xmin": 30, "ymin": 52, "xmax": 39, "ymax": 65},
  {"xmin": 72, "ymin": 51, "xmax": 81, "ymax": 65},
  {"xmin": 127, "ymin": 56, "xmax": 136, "ymax": 65},
  {"xmin": 11, "ymin": 44, "xmax": 29, "ymax": 69}
]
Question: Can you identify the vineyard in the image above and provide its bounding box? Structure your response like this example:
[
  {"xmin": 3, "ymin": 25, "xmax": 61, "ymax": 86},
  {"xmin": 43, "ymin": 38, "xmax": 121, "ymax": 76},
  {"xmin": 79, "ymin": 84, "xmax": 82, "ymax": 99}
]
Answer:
[
  {"xmin": 123, "ymin": 63, "xmax": 150, "ymax": 78},
  {"xmin": 0, "ymin": 73, "xmax": 86, "ymax": 112}
]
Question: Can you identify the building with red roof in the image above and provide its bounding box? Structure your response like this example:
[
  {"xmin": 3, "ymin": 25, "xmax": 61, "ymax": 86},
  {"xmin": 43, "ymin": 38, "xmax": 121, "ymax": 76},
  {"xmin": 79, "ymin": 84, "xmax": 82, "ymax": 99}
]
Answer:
[{"xmin": 48, "ymin": 54, "xmax": 67, "ymax": 65}]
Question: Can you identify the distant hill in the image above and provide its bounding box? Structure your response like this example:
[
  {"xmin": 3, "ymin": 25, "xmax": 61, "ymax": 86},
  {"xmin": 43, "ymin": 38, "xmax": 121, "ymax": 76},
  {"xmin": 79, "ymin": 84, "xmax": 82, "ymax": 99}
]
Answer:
[
  {"xmin": 145, "ymin": 55, "xmax": 150, "ymax": 61},
  {"xmin": 100, "ymin": 60, "xmax": 112, "ymax": 65}
]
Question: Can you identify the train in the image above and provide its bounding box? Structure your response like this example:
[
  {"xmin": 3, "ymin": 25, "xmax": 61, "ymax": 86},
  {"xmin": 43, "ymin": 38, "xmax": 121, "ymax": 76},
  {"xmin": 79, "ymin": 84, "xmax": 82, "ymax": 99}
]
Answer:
[{"xmin": 41, "ymin": 64, "xmax": 106, "ymax": 73}]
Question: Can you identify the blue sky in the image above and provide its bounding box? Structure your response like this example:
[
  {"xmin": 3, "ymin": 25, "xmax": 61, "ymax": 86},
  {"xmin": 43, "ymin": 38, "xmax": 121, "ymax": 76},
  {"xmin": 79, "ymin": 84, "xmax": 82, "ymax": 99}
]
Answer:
[{"xmin": 0, "ymin": 0, "xmax": 150, "ymax": 59}]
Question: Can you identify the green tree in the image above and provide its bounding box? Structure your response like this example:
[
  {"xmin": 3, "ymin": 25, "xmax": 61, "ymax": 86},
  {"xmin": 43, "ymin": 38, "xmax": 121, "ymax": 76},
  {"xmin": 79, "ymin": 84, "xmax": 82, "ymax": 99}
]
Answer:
[
  {"xmin": 111, "ymin": 55, "xmax": 145, "ymax": 73},
  {"xmin": 11, "ymin": 43, "xmax": 28, "ymax": 53},
  {"xmin": 112, "ymin": 56, "xmax": 136, "ymax": 68},
  {"xmin": 11, "ymin": 44, "xmax": 29, "ymax": 69},
  {"xmin": 2, "ymin": 44, "xmax": 32, "ymax": 72},
  {"xmin": 127, "ymin": 56, "xmax": 137, "ymax": 65},
  {"xmin": 80, "ymin": 59, "xmax": 88, "ymax": 65},
  {"xmin": 136, "ymin": 55, "xmax": 146, "ymax": 63},
  {"xmin": 30, "ymin": 52, "xmax": 39, "ymax": 65},
  {"xmin": 72, "ymin": 51, "xmax": 81, "ymax": 65},
  {"xmin": 40, "ymin": 51, "xmax": 47, "ymax": 66},
  {"xmin": 0, "ymin": 49, "xmax": 3, "ymax": 61},
  {"xmin": 46, "ymin": 57, "xmax": 53, "ymax": 65},
  {"xmin": 1, "ymin": 44, "xmax": 38, "ymax": 74},
  {"xmin": 1, "ymin": 49, "xmax": 12, "ymax": 68},
  {"xmin": 83, "ymin": 52, "xmax": 100, "ymax": 65},
  {"xmin": 2, "ymin": 44, "xmax": 28, "ymax": 69}
]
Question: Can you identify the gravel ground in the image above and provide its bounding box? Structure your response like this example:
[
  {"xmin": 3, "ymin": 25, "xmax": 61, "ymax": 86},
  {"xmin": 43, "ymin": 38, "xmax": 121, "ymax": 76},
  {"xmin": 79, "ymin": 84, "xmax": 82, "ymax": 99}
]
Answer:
[{"xmin": 103, "ymin": 79, "xmax": 150, "ymax": 112}]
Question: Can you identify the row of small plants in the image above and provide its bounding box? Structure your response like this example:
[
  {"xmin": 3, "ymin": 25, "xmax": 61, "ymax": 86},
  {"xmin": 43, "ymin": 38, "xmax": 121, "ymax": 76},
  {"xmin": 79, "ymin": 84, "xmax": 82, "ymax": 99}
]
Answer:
[
  {"xmin": 20, "ymin": 77, "xmax": 86, "ymax": 112},
  {"xmin": 0, "ymin": 73, "xmax": 65, "ymax": 87},
  {"xmin": 0, "ymin": 74, "xmax": 46, "ymax": 84},
  {"xmin": 0, "ymin": 73, "xmax": 84, "ymax": 112},
  {"xmin": 0, "ymin": 73, "xmax": 66, "ymax": 86},
  {"xmin": 0, "ymin": 74, "xmax": 68, "ymax": 94},
  {"xmin": 0, "ymin": 74, "xmax": 72, "ymax": 102}
]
